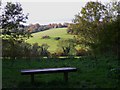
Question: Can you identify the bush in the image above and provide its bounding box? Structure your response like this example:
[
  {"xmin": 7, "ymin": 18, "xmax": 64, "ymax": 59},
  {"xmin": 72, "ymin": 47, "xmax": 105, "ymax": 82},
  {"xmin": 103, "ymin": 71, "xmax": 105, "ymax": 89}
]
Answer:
[
  {"xmin": 54, "ymin": 37, "xmax": 61, "ymax": 40},
  {"xmin": 2, "ymin": 39, "xmax": 50, "ymax": 58},
  {"xmin": 31, "ymin": 43, "xmax": 40, "ymax": 57},
  {"xmin": 108, "ymin": 68, "xmax": 120, "ymax": 79},
  {"xmin": 56, "ymin": 48, "xmax": 65, "ymax": 56},
  {"xmin": 57, "ymin": 39, "xmax": 76, "ymax": 56},
  {"xmin": 76, "ymin": 48, "xmax": 87, "ymax": 56},
  {"xmin": 41, "ymin": 35, "xmax": 50, "ymax": 39},
  {"xmin": 2, "ymin": 39, "xmax": 32, "ymax": 58},
  {"xmin": 50, "ymin": 53, "xmax": 59, "ymax": 58},
  {"xmin": 39, "ymin": 43, "xmax": 50, "ymax": 57}
]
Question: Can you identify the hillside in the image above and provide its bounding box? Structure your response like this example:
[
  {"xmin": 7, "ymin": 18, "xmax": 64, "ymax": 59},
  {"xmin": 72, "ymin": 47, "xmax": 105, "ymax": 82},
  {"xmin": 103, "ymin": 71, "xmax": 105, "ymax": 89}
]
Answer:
[{"xmin": 27, "ymin": 28, "xmax": 75, "ymax": 53}]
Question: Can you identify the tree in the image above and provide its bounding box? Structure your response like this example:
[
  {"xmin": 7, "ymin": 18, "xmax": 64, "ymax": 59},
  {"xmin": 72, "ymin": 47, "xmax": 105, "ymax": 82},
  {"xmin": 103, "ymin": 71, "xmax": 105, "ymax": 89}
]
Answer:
[
  {"xmin": 73, "ymin": 1, "xmax": 107, "ymax": 41},
  {"xmin": 0, "ymin": 2, "xmax": 31, "ymax": 42},
  {"xmin": 106, "ymin": 1, "xmax": 120, "ymax": 22},
  {"xmin": 68, "ymin": 1, "xmax": 120, "ymax": 55},
  {"xmin": 1, "ymin": 2, "xmax": 31, "ymax": 59},
  {"xmin": 97, "ymin": 1, "xmax": 120, "ymax": 55},
  {"xmin": 72, "ymin": 1, "xmax": 108, "ymax": 53}
]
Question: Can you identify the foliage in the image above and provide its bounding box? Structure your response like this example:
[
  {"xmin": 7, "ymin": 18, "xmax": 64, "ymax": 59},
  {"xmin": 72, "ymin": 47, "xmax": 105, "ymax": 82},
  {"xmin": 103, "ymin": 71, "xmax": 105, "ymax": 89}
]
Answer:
[
  {"xmin": 73, "ymin": 1, "xmax": 108, "ymax": 43},
  {"xmin": 2, "ymin": 41, "xmax": 50, "ymax": 58},
  {"xmin": 39, "ymin": 43, "xmax": 50, "ymax": 57},
  {"xmin": 76, "ymin": 48, "xmax": 88, "ymax": 56},
  {"xmin": 54, "ymin": 37, "xmax": 61, "ymax": 40},
  {"xmin": 106, "ymin": 1, "xmax": 120, "ymax": 21},
  {"xmin": 96, "ymin": 16, "xmax": 120, "ymax": 55},
  {"xmin": 68, "ymin": 1, "xmax": 120, "ymax": 55},
  {"xmin": 27, "ymin": 23, "xmax": 69, "ymax": 33},
  {"xmin": 2, "ymin": 56, "xmax": 119, "ymax": 88},
  {"xmin": 0, "ymin": 2, "xmax": 31, "ymax": 42},
  {"xmin": 108, "ymin": 68, "xmax": 120, "ymax": 79},
  {"xmin": 67, "ymin": 23, "xmax": 79, "ymax": 35},
  {"xmin": 31, "ymin": 43, "xmax": 40, "ymax": 57},
  {"xmin": 54, "ymin": 48, "xmax": 65, "ymax": 57},
  {"xmin": 1, "ymin": 2, "xmax": 33, "ymax": 58},
  {"xmin": 57, "ymin": 39, "xmax": 76, "ymax": 56}
]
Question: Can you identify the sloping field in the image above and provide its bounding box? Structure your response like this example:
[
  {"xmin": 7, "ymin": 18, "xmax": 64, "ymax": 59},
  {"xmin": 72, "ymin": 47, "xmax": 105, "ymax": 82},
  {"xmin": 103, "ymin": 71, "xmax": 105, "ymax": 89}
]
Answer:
[{"xmin": 27, "ymin": 28, "xmax": 75, "ymax": 52}]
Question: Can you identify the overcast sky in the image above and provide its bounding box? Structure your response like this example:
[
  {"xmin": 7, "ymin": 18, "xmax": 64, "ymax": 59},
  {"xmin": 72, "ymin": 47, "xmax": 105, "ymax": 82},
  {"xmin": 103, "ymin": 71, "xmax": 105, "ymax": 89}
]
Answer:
[
  {"xmin": 21, "ymin": 2, "xmax": 85, "ymax": 25},
  {"xmin": 1, "ymin": 0, "xmax": 113, "ymax": 25}
]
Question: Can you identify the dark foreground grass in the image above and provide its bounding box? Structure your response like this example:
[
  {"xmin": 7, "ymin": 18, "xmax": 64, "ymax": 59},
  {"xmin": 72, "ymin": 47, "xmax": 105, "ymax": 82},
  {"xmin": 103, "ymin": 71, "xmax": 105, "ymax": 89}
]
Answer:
[{"xmin": 2, "ymin": 56, "xmax": 119, "ymax": 89}]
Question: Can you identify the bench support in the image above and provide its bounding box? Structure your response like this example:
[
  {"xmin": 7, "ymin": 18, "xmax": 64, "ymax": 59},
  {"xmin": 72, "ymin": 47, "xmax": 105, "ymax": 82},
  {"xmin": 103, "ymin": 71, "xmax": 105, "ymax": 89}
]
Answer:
[
  {"xmin": 64, "ymin": 72, "xmax": 68, "ymax": 82},
  {"xmin": 31, "ymin": 74, "xmax": 34, "ymax": 83}
]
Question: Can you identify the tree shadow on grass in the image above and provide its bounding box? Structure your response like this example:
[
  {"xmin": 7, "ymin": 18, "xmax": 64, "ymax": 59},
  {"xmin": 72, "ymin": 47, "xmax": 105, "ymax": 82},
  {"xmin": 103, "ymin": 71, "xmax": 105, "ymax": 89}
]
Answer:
[{"xmin": 18, "ymin": 80, "xmax": 70, "ymax": 88}]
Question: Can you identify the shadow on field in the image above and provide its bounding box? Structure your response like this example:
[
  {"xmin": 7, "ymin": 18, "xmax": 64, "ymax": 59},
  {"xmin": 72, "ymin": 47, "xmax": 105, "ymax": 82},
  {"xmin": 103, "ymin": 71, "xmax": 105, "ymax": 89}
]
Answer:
[{"xmin": 18, "ymin": 80, "xmax": 70, "ymax": 88}]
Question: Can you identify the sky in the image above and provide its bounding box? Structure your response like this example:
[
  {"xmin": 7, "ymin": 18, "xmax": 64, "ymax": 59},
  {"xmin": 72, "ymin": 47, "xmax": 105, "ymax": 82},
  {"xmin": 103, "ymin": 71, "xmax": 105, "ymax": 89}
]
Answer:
[{"xmin": 1, "ymin": 0, "xmax": 113, "ymax": 25}]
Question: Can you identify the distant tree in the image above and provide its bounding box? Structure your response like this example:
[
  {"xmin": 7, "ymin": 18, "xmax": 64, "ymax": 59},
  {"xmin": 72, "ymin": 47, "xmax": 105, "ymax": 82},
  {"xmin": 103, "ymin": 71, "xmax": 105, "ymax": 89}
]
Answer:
[
  {"xmin": 63, "ymin": 23, "xmax": 69, "ymax": 27},
  {"xmin": 58, "ymin": 23, "xmax": 62, "ymax": 28}
]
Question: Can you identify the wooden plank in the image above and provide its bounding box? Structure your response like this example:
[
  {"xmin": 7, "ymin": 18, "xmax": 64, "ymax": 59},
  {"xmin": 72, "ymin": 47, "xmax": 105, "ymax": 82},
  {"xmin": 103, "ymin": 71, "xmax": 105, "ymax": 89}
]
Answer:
[
  {"xmin": 21, "ymin": 67, "xmax": 77, "ymax": 75},
  {"xmin": 21, "ymin": 67, "xmax": 77, "ymax": 83}
]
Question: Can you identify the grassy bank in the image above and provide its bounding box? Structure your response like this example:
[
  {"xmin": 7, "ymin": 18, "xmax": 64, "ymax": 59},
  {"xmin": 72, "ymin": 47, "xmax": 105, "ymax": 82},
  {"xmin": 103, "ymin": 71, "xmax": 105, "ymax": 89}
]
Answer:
[{"xmin": 2, "ymin": 56, "xmax": 119, "ymax": 89}]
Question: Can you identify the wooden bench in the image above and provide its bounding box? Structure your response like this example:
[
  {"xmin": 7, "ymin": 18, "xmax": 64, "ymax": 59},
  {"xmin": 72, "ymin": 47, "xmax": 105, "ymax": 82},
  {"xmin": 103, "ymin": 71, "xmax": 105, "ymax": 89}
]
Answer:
[{"xmin": 21, "ymin": 67, "xmax": 77, "ymax": 83}]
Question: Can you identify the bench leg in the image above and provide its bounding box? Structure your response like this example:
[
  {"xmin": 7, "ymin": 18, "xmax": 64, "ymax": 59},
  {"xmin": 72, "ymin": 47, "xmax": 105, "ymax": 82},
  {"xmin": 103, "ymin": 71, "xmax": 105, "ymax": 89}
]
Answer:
[
  {"xmin": 31, "ymin": 74, "xmax": 34, "ymax": 83},
  {"xmin": 64, "ymin": 72, "xmax": 68, "ymax": 82}
]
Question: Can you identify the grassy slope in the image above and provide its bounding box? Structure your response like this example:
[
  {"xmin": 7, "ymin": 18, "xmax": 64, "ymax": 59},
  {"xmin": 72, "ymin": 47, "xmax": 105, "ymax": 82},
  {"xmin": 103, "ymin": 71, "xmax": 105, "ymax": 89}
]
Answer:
[
  {"xmin": 2, "ymin": 57, "xmax": 119, "ymax": 88},
  {"xmin": 26, "ymin": 28, "xmax": 75, "ymax": 53}
]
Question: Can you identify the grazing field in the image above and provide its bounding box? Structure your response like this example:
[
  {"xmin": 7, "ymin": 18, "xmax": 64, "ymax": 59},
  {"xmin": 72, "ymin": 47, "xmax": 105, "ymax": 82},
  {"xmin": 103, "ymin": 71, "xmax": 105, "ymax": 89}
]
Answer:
[
  {"xmin": 26, "ymin": 28, "xmax": 75, "ymax": 53},
  {"xmin": 2, "ymin": 56, "xmax": 119, "ymax": 89}
]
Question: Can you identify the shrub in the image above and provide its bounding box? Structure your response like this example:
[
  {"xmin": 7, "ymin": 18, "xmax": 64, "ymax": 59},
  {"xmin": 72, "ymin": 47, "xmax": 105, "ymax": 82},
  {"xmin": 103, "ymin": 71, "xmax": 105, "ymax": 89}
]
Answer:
[
  {"xmin": 57, "ymin": 39, "xmax": 76, "ymax": 56},
  {"xmin": 39, "ymin": 43, "xmax": 50, "ymax": 57},
  {"xmin": 2, "ymin": 40, "xmax": 50, "ymax": 58},
  {"xmin": 55, "ymin": 48, "xmax": 65, "ymax": 56},
  {"xmin": 41, "ymin": 35, "xmax": 50, "ymax": 39},
  {"xmin": 108, "ymin": 68, "xmax": 120, "ymax": 79},
  {"xmin": 76, "ymin": 48, "xmax": 87, "ymax": 56},
  {"xmin": 2, "ymin": 39, "xmax": 33, "ymax": 58},
  {"xmin": 31, "ymin": 43, "xmax": 40, "ymax": 57},
  {"xmin": 50, "ymin": 53, "xmax": 59, "ymax": 58},
  {"xmin": 54, "ymin": 37, "xmax": 61, "ymax": 40}
]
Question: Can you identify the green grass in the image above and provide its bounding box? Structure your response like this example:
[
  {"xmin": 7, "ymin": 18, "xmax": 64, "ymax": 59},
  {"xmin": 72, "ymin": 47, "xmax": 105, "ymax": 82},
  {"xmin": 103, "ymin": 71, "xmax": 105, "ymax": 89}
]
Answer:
[
  {"xmin": 2, "ymin": 56, "xmax": 119, "ymax": 88},
  {"xmin": 26, "ymin": 28, "xmax": 75, "ymax": 53}
]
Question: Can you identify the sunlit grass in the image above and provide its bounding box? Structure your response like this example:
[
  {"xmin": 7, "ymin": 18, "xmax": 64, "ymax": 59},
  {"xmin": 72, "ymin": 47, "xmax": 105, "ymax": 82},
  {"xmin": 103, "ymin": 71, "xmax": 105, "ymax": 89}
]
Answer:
[{"xmin": 26, "ymin": 28, "xmax": 75, "ymax": 52}]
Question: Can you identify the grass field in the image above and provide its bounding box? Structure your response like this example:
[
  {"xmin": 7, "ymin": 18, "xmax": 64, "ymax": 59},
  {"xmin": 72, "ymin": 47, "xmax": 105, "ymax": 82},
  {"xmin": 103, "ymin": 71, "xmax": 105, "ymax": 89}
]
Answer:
[
  {"xmin": 26, "ymin": 28, "xmax": 75, "ymax": 53},
  {"xmin": 2, "ymin": 56, "xmax": 119, "ymax": 89}
]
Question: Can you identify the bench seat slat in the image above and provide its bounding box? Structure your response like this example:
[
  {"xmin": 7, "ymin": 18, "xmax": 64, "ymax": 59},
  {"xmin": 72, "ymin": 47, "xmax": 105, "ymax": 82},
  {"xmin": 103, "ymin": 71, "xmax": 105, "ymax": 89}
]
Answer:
[{"xmin": 21, "ymin": 67, "xmax": 77, "ymax": 75}]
